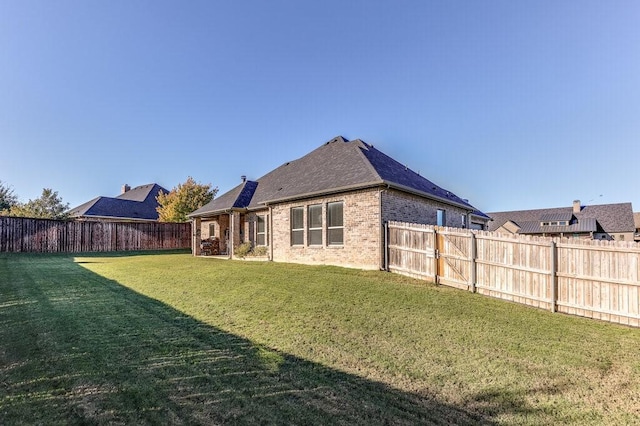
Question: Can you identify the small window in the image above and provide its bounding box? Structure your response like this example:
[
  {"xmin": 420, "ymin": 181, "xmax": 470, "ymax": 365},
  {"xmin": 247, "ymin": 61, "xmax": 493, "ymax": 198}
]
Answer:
[
  {"xmin": 308, "ymin": 204, "xmax": 322, "ymax": 245},
  {"xmin": 256, "ymin": 215, "xmax": 266, "ymax": 246},
  {"xmin": 437, "ymin": 209, "xmax": 446, "ymax": 227},
  {"xmin": 461, "ymin": 214, "xmax": 467, "ymax": 228},
  {"xmin": 208, "ymin": 223, "xmax": 215, "ymax": 238},
  {"xmin": 291, "ymin": 207, "xmax": 304, "ymax": 245},
  {"xmin": 327, "ymin": 202, "xmax": 344, "ymax": 245},
  {"xmin": 619, "ymin": 235, "xmax": 625, "ymax": 241}
]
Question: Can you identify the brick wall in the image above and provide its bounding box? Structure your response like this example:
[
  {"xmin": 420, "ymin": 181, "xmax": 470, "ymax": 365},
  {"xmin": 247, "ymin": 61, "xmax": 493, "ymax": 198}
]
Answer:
[
  {"xmin": 270, "ymin": 189, "xmax": 382, "ymax": 270},
  {"xmin": 381, "ymin": 189, "xmax": 470, "ymax": 228}
]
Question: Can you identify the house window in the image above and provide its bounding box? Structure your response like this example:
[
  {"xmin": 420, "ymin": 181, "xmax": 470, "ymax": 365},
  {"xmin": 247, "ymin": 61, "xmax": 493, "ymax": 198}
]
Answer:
[
  {"xmin": 208, "ymin": 223, "xmax": 215, "ymax": 238},
  {"xmin": 461, "ymin": 214, "xmax": 467, "ymax": 228},
  {"xmin": 308, "ymin": 204, "xmax": 323, "ymax": 245},
  {"xmin": 619, "ymin": 235, "xmax": 625, "ymax": 241},
  {"xmin": 291, "ymin": 207, "xmax": 304, "ymax": 245},
  {"xmin": 437, "ymin": 209, "xmax": 446, "ymax": 226},
  {"xmin": 256, "ymin": 215, "xmax": 266, "ymax": 246},
  {"xmin": 327, "ymin": 201, "xmax": 344, "ymax": 245}
]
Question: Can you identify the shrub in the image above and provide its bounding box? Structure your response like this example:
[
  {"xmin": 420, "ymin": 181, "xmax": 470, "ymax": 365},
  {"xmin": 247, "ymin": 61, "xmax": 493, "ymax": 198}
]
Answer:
[
  {"xmin": 253, "ymin": 246, "xmax": 268, "ymax": 256},
  {"xmin": 234, "ymin": 242, "xmax": 252, "ymax": 258}
]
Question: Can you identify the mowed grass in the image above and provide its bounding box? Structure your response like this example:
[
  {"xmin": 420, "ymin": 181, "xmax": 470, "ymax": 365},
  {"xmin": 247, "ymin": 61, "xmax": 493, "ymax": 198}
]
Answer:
[{"xmin": 1, "ymin": 252, "xmax": 639, "ymax": 425}]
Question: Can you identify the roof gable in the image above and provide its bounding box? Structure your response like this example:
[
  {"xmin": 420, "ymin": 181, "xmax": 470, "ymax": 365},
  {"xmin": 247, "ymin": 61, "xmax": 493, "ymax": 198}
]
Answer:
[
  {"xmin": 190, "ymin": 136, "xmax": 483, "ymax": 217},
  {"xmin": 69, "ymin": 183, "xmax": 166, "ymax": 221},
  {"xmin": 189, "ymin": 180, "xmax": 259, "ymax": 216}
]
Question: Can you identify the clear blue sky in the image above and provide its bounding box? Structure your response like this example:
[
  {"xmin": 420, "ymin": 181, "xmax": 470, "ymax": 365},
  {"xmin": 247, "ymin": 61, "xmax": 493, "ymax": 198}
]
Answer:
[{"xmin": 1, "ymin": 1, "xmax": 638, "ymax": 213}]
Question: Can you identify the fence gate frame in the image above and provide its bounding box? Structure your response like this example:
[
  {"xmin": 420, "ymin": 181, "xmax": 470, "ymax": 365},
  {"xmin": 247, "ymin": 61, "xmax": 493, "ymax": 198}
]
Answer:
[{"xmin": 435, "ymin": 227, "xmax": 475, "ymax": 291}]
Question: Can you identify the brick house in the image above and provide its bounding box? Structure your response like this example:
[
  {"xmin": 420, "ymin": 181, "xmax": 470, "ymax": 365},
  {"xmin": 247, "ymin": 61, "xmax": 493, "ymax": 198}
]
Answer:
[
  {"xmin": 188, "ymin": 136, "xmax": 488, "ymax": 269},
  {"xmin": 488, "ymin": 200, "xmax": 635, "ymax": 241}
]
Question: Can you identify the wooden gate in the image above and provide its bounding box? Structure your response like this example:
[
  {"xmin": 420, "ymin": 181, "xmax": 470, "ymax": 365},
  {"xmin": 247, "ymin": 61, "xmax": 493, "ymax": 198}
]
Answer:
[{"xmin": 435, "ymin": 228, "xmax": 475, "ymax": 290}]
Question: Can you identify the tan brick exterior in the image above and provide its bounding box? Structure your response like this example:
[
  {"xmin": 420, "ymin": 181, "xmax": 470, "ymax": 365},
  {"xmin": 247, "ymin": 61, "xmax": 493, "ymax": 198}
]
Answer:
[
  {"xmin": 381, "ymin": 189, "xmax": 471, "ymax": 228},
  {"xmin": 270, "ymin": 189, "xmax": 382, "ymax": 270},
  {"xmin": 195, "ymin": 188, "xmax": 481, "ymax": 270}
]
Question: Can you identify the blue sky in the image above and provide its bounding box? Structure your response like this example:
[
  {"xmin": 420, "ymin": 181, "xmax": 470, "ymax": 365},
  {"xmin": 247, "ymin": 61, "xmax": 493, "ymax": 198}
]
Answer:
[{"xmin": 1, "ymin": 1, "xmax": 638, "ymax": 213}]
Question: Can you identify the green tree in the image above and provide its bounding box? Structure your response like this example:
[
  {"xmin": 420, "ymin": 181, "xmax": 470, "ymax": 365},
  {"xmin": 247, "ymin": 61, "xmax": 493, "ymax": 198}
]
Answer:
[
  {"xmin": 157, "ymin": 177, "xmax": 217, "ymax": 222},
  {"xmin": 4, "ymin": 188, "xmax": 70, "ymax": 219},
  {"xmin": 0, "ymin": 180, "xmax": 18, "ymax": 211}
]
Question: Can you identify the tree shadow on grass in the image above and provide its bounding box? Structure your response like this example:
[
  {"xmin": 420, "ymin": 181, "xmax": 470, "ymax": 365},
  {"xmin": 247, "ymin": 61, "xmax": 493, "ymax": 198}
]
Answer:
[{"xmin": 1, "ymin": 255, "xmax": 498, "ymax": 425}]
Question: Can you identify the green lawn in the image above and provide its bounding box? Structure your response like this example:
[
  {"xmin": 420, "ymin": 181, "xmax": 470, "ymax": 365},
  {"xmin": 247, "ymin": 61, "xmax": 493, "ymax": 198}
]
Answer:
[{"xmin": 1, "ymin": 252, "xmax": 639, "ymax": 425}]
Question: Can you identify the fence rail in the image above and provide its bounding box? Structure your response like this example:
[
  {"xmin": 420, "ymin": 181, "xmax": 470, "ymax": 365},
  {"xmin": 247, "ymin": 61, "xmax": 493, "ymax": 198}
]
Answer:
[
  {"xmin": 387, "ymin": 221, "xmax": 640, "ymax": 327},
  {"xmin": 0, "ymin": 216, "xmax": 191, "ymax": 253}
]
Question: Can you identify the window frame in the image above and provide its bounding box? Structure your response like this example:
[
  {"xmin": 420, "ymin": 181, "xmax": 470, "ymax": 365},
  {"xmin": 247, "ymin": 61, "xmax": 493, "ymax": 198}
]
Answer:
[
  {"xmin": 307, "ymin": 204, "xmax": 323, "ymax": 246},
  {"xmin": 326, "ymin": 201, "xmax": 344, "ymax": 246},
  {"xmin": 437, "ymin": 209, "xmax": 446, "ymax": 227},
  {"xmin": 290, "ymin": 207, "xmax": 304, "ymax": 246},
  {"xmin": 256, "ymin": 214, "xmax": 267, "ymax": 246}
]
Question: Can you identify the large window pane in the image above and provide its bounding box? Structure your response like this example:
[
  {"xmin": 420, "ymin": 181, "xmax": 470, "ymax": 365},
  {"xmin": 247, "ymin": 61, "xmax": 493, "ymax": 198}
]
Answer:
[
  {"xmin": 327, "ymin": 228, "xmax": 343, "ymax": 245},
  {"xmin": 328, "ymin": 202, "xmax": 343, "ymax": 227}
]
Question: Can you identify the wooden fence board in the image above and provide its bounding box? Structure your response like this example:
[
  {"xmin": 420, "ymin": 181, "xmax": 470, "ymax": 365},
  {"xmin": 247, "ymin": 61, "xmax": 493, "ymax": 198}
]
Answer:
[
  {"xmin": 0, "ymin": 216, "xmax": 191, "ymax": 253},
  {"xmin": 386, "ymin": 220, "xmax": 640, "ymax": 327}
]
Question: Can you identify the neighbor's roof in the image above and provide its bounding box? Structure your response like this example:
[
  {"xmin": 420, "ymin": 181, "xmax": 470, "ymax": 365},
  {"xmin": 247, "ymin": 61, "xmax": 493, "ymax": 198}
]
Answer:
[
  {"xmin": 516, "ymin": 218, "xmax": 598, "ymax": 234},
  {"xmin": 487, "ymin": 203, "xmax": 634, "ymax": 234},
  {"xmin": 68, "ymin": 183, "xmax": 167, "ymax": 221},
  {"xmin": 190, "ymin": 136, "xmax": 483, "ymax": 217}
]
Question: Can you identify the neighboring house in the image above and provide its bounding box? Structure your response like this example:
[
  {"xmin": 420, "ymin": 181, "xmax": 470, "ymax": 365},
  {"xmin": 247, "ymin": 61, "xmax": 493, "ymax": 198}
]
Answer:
[
  {"xmin": 488, "ymin": 200, "xmax": 635, "ymax": 241},
  {"xmin": 68, "ymin": 183, "xmax": 168, "ymax": 222},
  {"xmin": 188, "ymin": 136, "xmax": 488, "ymax": 269}
]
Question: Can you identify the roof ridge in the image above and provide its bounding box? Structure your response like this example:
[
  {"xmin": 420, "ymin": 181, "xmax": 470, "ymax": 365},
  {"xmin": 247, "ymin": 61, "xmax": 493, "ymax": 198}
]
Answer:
[{"xmin": 352, "ymin": 140, "xmax": 385, "ymax": 184}]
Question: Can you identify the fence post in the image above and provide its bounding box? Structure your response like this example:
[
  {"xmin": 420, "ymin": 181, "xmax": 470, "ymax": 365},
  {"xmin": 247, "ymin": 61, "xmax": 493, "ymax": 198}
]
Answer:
[
  {"xmin": 383, "ymin": 221, "xmax": 389, "ymax": 271},
  {"xmin": 433, "ymin": 227, "xmax": 439, "ymax": 284},
  {"xmin": 469, "ymin": 232, "xmax": 477, "ymax": 293},
  {"xmin": 550, "ymin": 240, "xmax": 557, "ymax": 313}
]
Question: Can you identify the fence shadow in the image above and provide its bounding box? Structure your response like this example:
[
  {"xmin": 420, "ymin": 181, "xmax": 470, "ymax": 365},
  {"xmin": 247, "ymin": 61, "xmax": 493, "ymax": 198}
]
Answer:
[{"xmin": 0, "ymin": 255, "xmax": 500, "ymax": 425}]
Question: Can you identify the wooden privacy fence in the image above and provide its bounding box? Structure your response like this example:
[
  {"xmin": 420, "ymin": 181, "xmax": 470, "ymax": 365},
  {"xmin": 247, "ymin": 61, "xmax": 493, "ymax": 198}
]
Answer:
[
  {"xmin": 0, "ymin": 216, "xmax": 191, "ymax": 253},
  {"xmin": 386, "ymin": 221, "xmax": 640, "ymax": 327}
]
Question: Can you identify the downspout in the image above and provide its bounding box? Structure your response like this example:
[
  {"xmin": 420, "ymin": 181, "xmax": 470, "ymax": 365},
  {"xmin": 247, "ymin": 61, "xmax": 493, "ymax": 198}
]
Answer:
[
  {"xmin": 269, "ymin": 205, "xmax": 274, "ymax": 261},
  {"xmin": 381, "ymin": 186, "xmax": 388, "ymax": 271},
  {"xmin": 228, "ymin": 211, "xmax": 233, "ymax": 259}
]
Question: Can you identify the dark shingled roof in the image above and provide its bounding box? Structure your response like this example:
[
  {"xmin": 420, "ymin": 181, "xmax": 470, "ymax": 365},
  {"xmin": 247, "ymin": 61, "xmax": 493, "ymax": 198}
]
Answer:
[
  {"xmin": 190, "ymin": 136, "xmax": 484, "ymax": 217},
  {"xmin": 488, "ymin": 203, "xmax": 635, "ymax": 235},
  {"xmin": 69, "ymin": 183, "xmax": 167, "ymax": 221},
  {"xmin": 516, "ymin": 218, "xmax": 598, "ymax": 234}
]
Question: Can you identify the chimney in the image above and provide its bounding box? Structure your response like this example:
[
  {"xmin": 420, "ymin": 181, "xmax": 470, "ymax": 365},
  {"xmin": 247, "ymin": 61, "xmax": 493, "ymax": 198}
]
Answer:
[
  {"xmin": 121, "ymin": 184, "xmax": 131, "ymax": 194},
  {"xmin": 573, "ymin": 199, "xmax": 581, "ymax": 214},
  {"xmin": 241, "ymin": 175, "xmax": 247, "ymax": 183}
]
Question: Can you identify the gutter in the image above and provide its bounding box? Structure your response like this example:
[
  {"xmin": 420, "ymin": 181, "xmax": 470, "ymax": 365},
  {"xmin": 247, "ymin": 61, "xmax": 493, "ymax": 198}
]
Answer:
[{"xmin": 188, "ymin": 207, "xmax": 248, "ymax": 219}]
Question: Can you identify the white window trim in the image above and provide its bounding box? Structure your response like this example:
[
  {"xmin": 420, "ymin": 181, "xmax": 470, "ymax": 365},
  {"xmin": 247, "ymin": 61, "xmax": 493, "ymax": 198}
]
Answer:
[
  {"xmin": 327, "ymin": 201, "xmax": 344, "ymax": 246},
  {"xmin": 291, "ymin": 207, "xmax": 304, "ymax": 246},
  {"xmin": 307, "ymin": 204, "xmax": 323, "ymax": 246}
]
